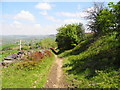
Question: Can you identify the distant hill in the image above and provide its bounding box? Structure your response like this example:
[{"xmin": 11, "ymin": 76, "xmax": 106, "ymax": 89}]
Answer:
[{"xmin": 1, "ymin": 34, "xmax": 56, "ymax": 45}]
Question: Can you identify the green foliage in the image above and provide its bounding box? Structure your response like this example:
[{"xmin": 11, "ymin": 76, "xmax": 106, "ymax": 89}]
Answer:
[
  {"xmin": 56, "ymin": 23, "xmax": 85, "ymax": 51},
  {"xmin": 77, "ymin": 69, "xmax": 120, "ymax": 88},
  {"xmin": 1, "ymin": 38, "xmax": 55, "ymax": 88},
  {"xmin": 85, "ymin": 33, "xmax": 94, "ymax": 39},
  {"xmin": 96, "ymin": 8, "xmax": 115, "ymax": 34},
  {"xmin": 87, "ymin": 2, "xmax": 120, "ymax": 36},
  {"xmin": 59, "ymin": 39, "xmax": 94, "ymax": 57},
  {"xmin": 108, "ymin": 1, "xmax": 120, "ymax": 31},
  {"xmin": 15, "ymin": 37, "xmax": 57, "ymax": 51},
  {"xmin": 61, "ymin": 32, "xmax": 120, "ymax": 88},
  {"xmin": 95, "ymin": 2, "xmax": 120, "ymax": 36},
  {"xmin": 86, "ymin": 2, "xmax": 104, "ymax": 33},
  {"xmin": 16, "ymin": 61, "xmax": 39, "ymax": 71},
  {"xmin": 39, "ymin": 38, "xmax": 57, "ymax": 49},
  {"xmin": 2, "ymin": 55, "xmax": 54, "ymax": 88},
  {"xmin": 58, "ymin": 1, "xmax": 120, "ymax": 88},
  {"xmin": 59, "ymin": 33, "xmax": 94, "ymax": 57}
]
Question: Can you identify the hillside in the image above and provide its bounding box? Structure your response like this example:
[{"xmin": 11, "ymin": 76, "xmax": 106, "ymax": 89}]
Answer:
[
  {"xmin": 1, "ymin": 37, "xmax": 57, "ymax": 88},
  {"xmin": 59, "ymin": 32, "xmax": 120, "ymax": 88},
  {"xmin": 1, "ymin": 1, "xmax": 120, "ymax": 89},
  {"xmin": 1, "ymin": 35, "xmax": 56, "ymax": 45}
]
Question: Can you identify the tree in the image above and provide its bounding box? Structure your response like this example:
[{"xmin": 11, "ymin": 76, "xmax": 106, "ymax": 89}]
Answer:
[
  {"xmin": 56, "ymin": 23, "xmax": 85, "ymax": 51},
  {"xmin": 96, "ymin": 8, "xmax": 115, "ymax": 35},
  {"xmin": 108, "ymin": 2, "xmax": 120, "ymax": 34},
  {"xmin": 95, "ymin": 1, "xmax": 120, "ymax": 35},
  {"xmin": 86, "ymin": 1, "xmax": 120, "ymax": 36},
  {"xmin": 86, "ymin": 2, "xmax": 104, "ymax": 33}
]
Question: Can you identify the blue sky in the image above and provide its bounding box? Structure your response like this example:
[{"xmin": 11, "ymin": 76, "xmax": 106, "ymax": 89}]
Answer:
[{"xmin": 0, "ymin": 1, "xmax": 116, "ymax": 35}]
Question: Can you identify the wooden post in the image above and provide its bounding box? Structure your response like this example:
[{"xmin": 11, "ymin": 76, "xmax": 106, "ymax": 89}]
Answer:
[{"xmin": 20, "ymin": 40, "xmax": 21, "ymax": 51}]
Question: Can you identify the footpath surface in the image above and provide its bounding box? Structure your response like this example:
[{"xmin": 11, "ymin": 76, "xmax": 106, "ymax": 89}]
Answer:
[{"xmin": 45, "ymin": 55, "xmax": 67, "ymax": 88}]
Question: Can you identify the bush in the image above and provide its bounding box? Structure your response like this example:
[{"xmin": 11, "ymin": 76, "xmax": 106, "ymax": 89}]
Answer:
[
  {"xmin": 44, "ymin": 50, "xmax": 52, "ymax": 57},
  {"xmin": 16, "ymin": 61, "xmax": 38, "ymax": 70},
  {"xmin": 18, "ymin": 50, "xmax": 53, "ymax": 70}
]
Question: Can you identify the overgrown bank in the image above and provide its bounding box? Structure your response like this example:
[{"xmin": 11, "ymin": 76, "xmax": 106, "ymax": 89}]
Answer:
[
  {"xmin": 59, "ymin": 32, "xmax": 120, "ymax": 88},
  {"xmin": 55, "ymin": 1, "xmax": 120, "ymax": 88}
]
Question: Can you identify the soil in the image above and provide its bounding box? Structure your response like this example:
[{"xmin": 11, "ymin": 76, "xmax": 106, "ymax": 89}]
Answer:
[{"xmin": 45, "ymin": 55, "xmax": 68, "ymax": 88}]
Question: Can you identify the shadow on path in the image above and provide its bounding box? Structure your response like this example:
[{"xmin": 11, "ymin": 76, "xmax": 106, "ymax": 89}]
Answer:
[{"xmin": 50, "ymin": 48, "xmax": 60, "ymax": 55}]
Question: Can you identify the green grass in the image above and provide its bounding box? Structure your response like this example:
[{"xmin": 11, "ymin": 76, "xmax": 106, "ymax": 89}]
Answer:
[
  {"xmin": 0, "ymin": 50, "xmax": 19, "ymax": 62},
  {"xmin": 0, "ymin": 44, "xmax": 20, "ymax": 61},
  {"xmin": 1, "ymin": 50, "xmax": 18, "ymax": 59},
  {"xmin": 0, "ymin": 43, "xmax": 41, "ymax": 61},
  {"xmin": 1, "ymin": 44, "xmax": 19, "ymax": 51},
  {"xmin": 60, "ymin": 32, "xmax": 120, "ymax": 88},
  {"xmin": 2, "ymin": 56, "xmax": 55, "ymax": 88},
  {"xmin": 1, "ymin": 37, "xmax": 57, "ymax": 88}
]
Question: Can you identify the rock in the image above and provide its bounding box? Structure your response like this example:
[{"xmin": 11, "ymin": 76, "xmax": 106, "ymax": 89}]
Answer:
[{"xmin": 4, "ymin": 54, "xmax": 16, "ymax": 60}]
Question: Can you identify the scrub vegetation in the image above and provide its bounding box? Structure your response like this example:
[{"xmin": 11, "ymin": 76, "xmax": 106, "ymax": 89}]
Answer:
[
  {"xmin": 1, "ymin": 1, "xmax": 120, "ymax": 89},
  {"xmin": 56, "ymin": 1, "xmax": 120, "ymax": 88}
]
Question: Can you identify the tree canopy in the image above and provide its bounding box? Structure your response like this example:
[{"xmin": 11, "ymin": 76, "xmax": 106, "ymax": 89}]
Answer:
[
  {"xmin": 56, "ymin": 23, "xmax": 85, "ymax": 51},
  {"xmin": 86, "ymin": 1, "xmax": 120, "ymax": 36}
]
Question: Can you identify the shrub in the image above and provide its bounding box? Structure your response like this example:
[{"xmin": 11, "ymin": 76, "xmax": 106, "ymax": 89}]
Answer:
[
  {"xmin": 16, "ymin": 61, "xmax": 38, "ymax": 70},
  {"xmin": 32, "ymin": 52, "xmax": 44, "ymax": 61},
  {"xmin": 17, "ymin": 50, "xmax": 53, "ymax": 70},
  {"xmin": 44, "ymin": 50, "xmax": 52, "ymax": 57}
]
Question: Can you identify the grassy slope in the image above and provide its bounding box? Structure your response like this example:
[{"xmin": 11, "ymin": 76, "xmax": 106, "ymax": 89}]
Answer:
[
  {"xmin": 2, "ymin": 56, "xmax": 54, "ymax": 88},
  {"xmin": 60, "ymin": 32, "xmax": 120, "ymax": 88},
  {"xmin": 0, "ymin": 44, "xmax": 20, "ymax": 61}
]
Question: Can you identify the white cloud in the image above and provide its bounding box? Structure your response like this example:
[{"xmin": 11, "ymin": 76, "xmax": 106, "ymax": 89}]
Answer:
[
  {"xmin": 45, "ymin": 16, "xmax": 61, "ymax": 22},
  {"xmin": 2, "ymin": 21, "xmax": 58, "ymax": 35},
  {"xmin": 61, "ymin": 19, "xmax": 89, "ymax": 33},
  {"xmin": 10, "ymin": 21, "xmax": 22, "ymax": 28},
  {"xmin": 35, "ymin": 3, "xmax": 52, "ymax": 10},
  {"xmin": 56, "ymin": 11, "xmax": 88, "ymax": 18},
  {"xmin": 56, "ymin": 12, "xmax": 77, "ymax": 17},
  {"xmin": 63, "ymin": 19, "xmax": 84, "ymax": 24},
  {"xmin": 14, "ymin": 10, "xmax": 35, "ymax": 22},
  {"xmin": 34, "ymin": 24, "xmax": 41, "ymax": 29},
  {"xmin": 41, "ymin": 25, "xmax": 58, "ymax": 34},
  {"xmin": 39, "ymin": 11, "xmax": 48, "ymax": 15},
  {"xmin": 12, "ymin": 21, "xmax": 22, "ymax": 25},
  {"xmin": 1, "ymin": 18, "xmax": 89, "ymax": 35}
]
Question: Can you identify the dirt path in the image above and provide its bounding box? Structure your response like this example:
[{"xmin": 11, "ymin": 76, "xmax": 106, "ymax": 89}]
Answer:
[{"xmin": 45, "ymin": 55, "xmax": 67, "ymax": 88}]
